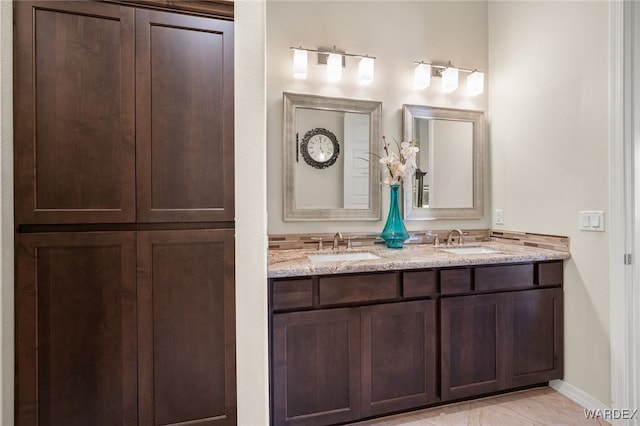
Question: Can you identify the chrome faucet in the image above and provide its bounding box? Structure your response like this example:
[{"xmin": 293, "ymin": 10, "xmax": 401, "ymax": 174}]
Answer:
[
  {"xmin": 446, "ymin": 229, "xmax": 464, "ymax": 246},
  {"xmin": 426, "ymin": 231, "xmax": 440, "ymax": 247},
  {"xmin": 332, "ymin": 232, "xmax": 343, "ymax": 250}
]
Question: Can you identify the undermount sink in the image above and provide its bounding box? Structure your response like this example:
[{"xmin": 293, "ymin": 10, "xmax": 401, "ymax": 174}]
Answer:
[
  {"xmin": 440, "ymin": 246, "xmax": 502, "ymax": 255},
  {"xmin": 307, "ymin": 251, "xmax": 381, "ymax": 263}
]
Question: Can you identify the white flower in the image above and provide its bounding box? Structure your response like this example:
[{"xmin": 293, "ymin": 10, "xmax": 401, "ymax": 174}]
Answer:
[{"xmin": 380, "ymin": 137, "xmax": 419, "ymax": 185}]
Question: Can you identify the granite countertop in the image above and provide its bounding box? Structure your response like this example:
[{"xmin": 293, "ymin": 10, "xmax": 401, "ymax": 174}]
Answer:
[{"xmin": 268, "ymin": 241, "xmax": 571, "ymax": 278}]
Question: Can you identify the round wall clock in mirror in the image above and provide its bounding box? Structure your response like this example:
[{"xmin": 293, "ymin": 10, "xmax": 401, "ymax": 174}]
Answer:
[{"xmin": 300, "ymin": 127, "xmax": 340, "ymax": 169}]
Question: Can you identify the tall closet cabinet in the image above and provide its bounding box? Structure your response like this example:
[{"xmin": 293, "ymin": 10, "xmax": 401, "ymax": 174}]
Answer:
[{"xmin": 13, "ymin": 1, "xmax": 235, "ymax": 425}]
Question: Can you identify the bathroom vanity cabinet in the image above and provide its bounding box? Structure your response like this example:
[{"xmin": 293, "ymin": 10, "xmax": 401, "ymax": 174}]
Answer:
[
  {"xmin": 269, "ymin": 260, "xmax": 563, "ymax": 426},
  {"xmin": 440, "ymin": 263, "xmax": 563, "ymax": 401},
  {"xmin": 272, "ymin": 280, "xmax": 437, "ymax": 426}
]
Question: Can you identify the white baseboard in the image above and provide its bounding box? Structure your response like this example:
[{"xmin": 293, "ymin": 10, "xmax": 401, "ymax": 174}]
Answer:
[{"xmin": 549, "ymin": 379, "xmax": 610, "ymax": 411}]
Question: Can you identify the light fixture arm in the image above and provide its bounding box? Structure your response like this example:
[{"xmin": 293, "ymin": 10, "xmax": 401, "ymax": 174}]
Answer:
[
  {"xmin": 290, "ymin": 45, "xmax": 376, "ymax": 84},
  {"xmin": 413, "ymin": 60, "xmax": 484, "ymax": 95},
  {"xmin": 414, "ymin": 60, "xmax": 481, "ymax": 75},
  {"xmin": 291, "ymin": 46, "xmax": 376, "ymax": 60}
]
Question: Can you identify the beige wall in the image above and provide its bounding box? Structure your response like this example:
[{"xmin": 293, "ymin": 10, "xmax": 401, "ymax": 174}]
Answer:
[
  {"xmin": 235, "ymin": 1, "xmax": 269, "ymax": 424},
  {"xmin": 488, "ymin": 1, "xmax": 610, "ymax": 405},
  {"xmin": 266, "ymin": 0, "xmax": 489, "ymax": 234}
]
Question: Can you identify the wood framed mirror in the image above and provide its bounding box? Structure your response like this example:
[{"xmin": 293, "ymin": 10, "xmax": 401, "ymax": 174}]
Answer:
[
  {"xmin": 402, "ymin": 104, "xmax": 484, "ymax": 220},
  {"xmin": 283, "ymin": 92, "xmax": 382, "ymax": 221}
]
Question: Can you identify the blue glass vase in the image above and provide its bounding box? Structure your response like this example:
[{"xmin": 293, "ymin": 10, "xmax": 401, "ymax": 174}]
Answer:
[{"xmin": 380, "ymin": 184, "xmax": 409, "ymax": 249}]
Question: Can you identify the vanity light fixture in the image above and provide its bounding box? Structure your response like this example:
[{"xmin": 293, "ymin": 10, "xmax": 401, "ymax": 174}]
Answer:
[
  {"xmin": 414, "ymin": 62, "xmax": 431, "ymax": 89},
  {"xmin": 290, "ymin": 46, "xmax": 376, "ymax": 84},
  {"xmin": 327, "ymin": 53, "xmax": 343, "ymax": 82},
  {"xmin": 358, "ymin": 56, "xmax": 374, "ymax": 85},
  {"xmin": 292, "ymin": 48, "xmax": 308, "ymax": 79},
  {"xmin": 441, "ymin": 66, "xmax": 459, "ymax": 93},
  {"xmin": 467, "ymin": 70, "xmax": 484, "ymax": 96},
  {"xmin": 413, "ymin": 60, "xmax": 484, "ymax": 95}
]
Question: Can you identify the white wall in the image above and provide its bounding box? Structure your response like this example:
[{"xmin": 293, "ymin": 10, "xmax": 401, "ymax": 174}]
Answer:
[
  {"xmin": 489, "ymin": 1, "xmax": 610, "ymax": 405},
  {"xmin": 266, "ymin": 0, "xmax": 489, "ymax": 234},
  {"xmin": 235, "ymin": 1, "xmax": 269, "ymax": 425}
]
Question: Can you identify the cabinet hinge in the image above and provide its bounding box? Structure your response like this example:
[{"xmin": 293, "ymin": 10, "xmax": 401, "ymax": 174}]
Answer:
[{"xmin": 624, "ymin": 253, "xmax": 633, "ymax": 265}]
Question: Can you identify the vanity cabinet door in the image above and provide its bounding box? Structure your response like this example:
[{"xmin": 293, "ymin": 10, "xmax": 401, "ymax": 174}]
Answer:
[
  {"xmin": 440, "ymin": 293, "xmax": 507, "ymax": 401},
  {"xmin": 16, "ymin": 232, "xmax": 137, "ymax": 426},
  {"xmin": 506, "ymin": 287, "xmax": 564, "ymax": 387},
  {"xmin": 137, "ymin": 229, "xmax": 236, "ymax": 425},
  {"xmin": 272, "ymin": 308, "xmax": 361, "ymax": 426},
  {"xmin": 361, "ymin": 300, "xmax": 438, "ymax": 417},
  {"xmin": 441, "ymin": 287, "xmax": 563, "ymax": 401},
  {"xmin": 135, "ymin": 10, "xmax": 234, "ymax": 223}
]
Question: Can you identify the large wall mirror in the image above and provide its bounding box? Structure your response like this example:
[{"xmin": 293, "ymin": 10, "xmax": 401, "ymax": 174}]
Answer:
[
  {"xmin": 283, "ymin": 92, "xmax": 382, "ymax": 221},
  {"xmin": 402, "ymin": 104, "xmax": 484, "ymax": 220}
]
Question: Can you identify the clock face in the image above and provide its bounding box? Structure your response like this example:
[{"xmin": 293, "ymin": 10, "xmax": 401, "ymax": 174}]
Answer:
[
  {"xmin": 307, "ymin": 134, "xmax": 335, "ymax": 162},
  {"xmin": 300, "ymin": 128, "xmax": 340, "ymax": 169}
]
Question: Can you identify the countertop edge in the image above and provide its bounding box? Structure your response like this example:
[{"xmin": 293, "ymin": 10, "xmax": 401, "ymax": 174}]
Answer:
[{"xmin": 268, "ymin": 242, "xmax": 571, "ymax": 279}]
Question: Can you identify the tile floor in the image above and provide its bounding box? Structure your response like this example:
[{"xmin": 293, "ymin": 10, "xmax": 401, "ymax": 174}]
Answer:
[{"xmin": 352, "ymin": 387, "xmax": 611, "ymax": 425}]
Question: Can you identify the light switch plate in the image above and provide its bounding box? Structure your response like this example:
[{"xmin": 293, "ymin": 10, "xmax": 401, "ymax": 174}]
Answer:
[{"xmin": 579, "ymin": 211, "xmax": 605, "ymax": 232}]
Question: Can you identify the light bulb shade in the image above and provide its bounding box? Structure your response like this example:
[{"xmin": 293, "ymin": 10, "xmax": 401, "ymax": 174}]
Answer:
[
  {"xmin": 414, "ymin": 63, "xmax": 431, "ymax": 89},
  {"xmin": 327, "ymin": 53, "xmax": 342, "ymax": 81},
  {"xmin": 467, "ymin": 71, "xmax": 484, "ymax": 96},
  {"xmin": 441, "ymin": 67, "xmax": 459, "ymax": 92},
  {"xmin": 293, "ymin": 49, "xmax": 308, "ymax": 79},
  {"xmin": 358, "ymin": 57, "xmax": 374, "ymax": 85}
]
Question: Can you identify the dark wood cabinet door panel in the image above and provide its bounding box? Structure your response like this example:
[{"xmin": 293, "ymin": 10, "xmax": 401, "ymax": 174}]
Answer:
[
  {"xmin": 137, "ymin": 229, "xmax": 236, "ymax": 425},
  {"xmin": 440, "ymin": 268, "xmax": 471, "ymax": 295},
  {"xmin": 441, "ymin": 293, "xmax": 506, "ymax": 401},
  {"xmin": 272, "ymin": 278, "xmax": 313, "ymax": 311},
  {"xmin": 14, "ymin": 2, "xmax": 136, "ymax": 224},
  {"xmin": 16, "ymin": 232, "xmax": 137, "ymax": 426},
  {"xmin": 361, "ymin": 300, "xmax": 438, "ymax": 417},
  {"xmin": 506, "ymin": 288, "xmax": 564, "ymax": 387},
  {"xmin": 319, "ymin": 273, "xmax": 398, "ymax": 306},
  {"xmin": 272, "ymin": 309, "xmax": 361, "ymax": 426},
  {"xmin": 536, "ymin": 261, "xmax": 563, "ymax": 286},
  {"xmin": 475, "ymin": 264, "xmax": 534, "ymax": 292},
  {"xmin": 403, "ymin": 270, "xmax": 438, "ymax": 298},
  {"xmin": 136, "ymin": 10, "xmax": 234, "ymax": 222}
]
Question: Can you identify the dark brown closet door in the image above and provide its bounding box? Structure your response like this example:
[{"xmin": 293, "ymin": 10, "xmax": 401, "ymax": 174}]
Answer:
[
  {"xmin": 135, "ymin": 10, "xmax": 234, "ymax": 223},
  {"xmin": 14, "ymin": 2, "xmax": 136, "ymax": 224},
  {"xmin": 15, "ymin": 232, "xmax": 137, "ymax": 426},
  {"xmin": 137, "ymin": 229, "xmax": 236, "ymax": 425}
]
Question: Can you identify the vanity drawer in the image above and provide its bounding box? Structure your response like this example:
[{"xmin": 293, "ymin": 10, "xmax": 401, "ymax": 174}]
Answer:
[
  {"xmin": 440, "ymin": 268, "xmax": 472, "ymax": 295},
  {"xmin": 475, "ymin": 264, "xmax": 534, "ymax": 291},
  {"xmin": 537, "ymin": 261, "xmax": 563, "ymax": 286},
  {"xmin": 403, "ymin": 270, "xmax": 438, "ymax": 297},
  {"xmin": 319, "ymin": 273, "xmax": 398, "ymax": 306},
  {"xmin": 272, "ymin": 278, "xmax": 313, "ymax": 310}
]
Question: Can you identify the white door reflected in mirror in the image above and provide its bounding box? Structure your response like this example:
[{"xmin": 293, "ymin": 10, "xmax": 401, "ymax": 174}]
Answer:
[
  {"xmin": 343, "ymin": 112, "xmax": 370, "ymax": 209},
  {"xmin": 425, "ymin": 119, "xmax": 473, "ymax": 208}
]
